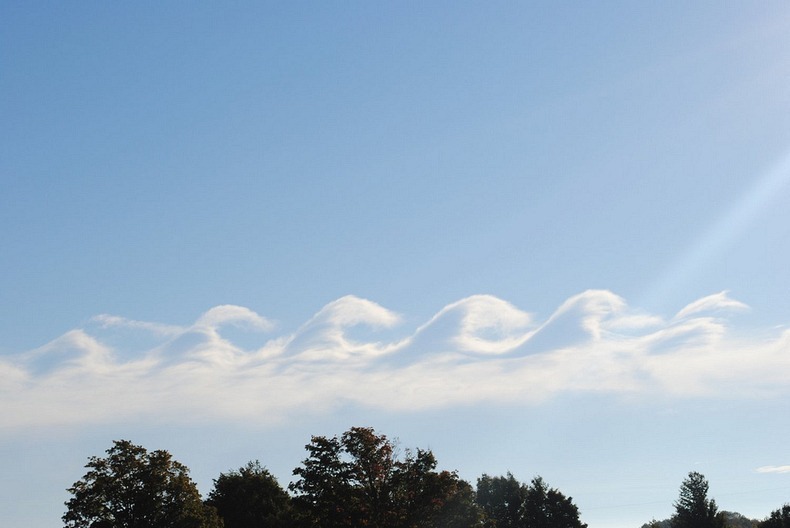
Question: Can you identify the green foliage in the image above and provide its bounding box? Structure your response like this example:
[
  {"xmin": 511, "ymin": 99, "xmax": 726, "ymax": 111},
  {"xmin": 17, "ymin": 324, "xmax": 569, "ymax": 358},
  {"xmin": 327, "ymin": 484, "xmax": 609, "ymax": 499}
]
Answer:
[
  {"xmin": 476, "ymin": 473, "xmax": 527, "ymax": 528},
  {"xmin": 394, "ymin": 448, "xmax": 482, "ymax": 528},
  {"xmin": 720, "ymin": 511, "xmax": 760, "ymax": 528},
  {"xmin": 290, "ymin": 426, "xmax": 482, "ymax": 528},
  {"xmin": 63, "ymin": 439, "xmax": 790, "ymax": 528},
  {"xmin": 63, "ymin": 439, "xmax": 221, "ymax": 528},
  {"xmin": 524, "ymin": 476, "xmax": 587, "ymax": 528},
  {"xmin": 671, "ymin": 472, "xmax": 723, "ymax": 528},
  {"xmin": 206, "ymin": 460, "xmax": 292, "ymax": 528},
  {"xmin": 342, "ymin": 426, "xmax": 397, "ymax": 527},
  {"xmin": 61, "ymin": 430, "xmax": 598, "ymax": 528},
  {"xmin": 760, "ymin": 504, "xmax": 790, "ymax": 528},
  {"xmin": 642, "ymin": 507, "xmax": 761, "ymax": 528},
  {"xmin": 290, "ymin": 433, "xmax": 352, "ymax": 527},
  {"xmin": 476, "ymin": 474, "xmax": 586, "ymax": 528}
]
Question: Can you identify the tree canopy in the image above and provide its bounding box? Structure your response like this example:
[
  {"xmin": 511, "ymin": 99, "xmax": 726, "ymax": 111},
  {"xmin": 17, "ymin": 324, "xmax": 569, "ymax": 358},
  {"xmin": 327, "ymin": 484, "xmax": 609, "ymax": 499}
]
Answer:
[
  {"xmin": 523, "ymin": 476, "xmax": 587, "ymax": 528},
  {"xmin": 289, "ymin": 426, "xmax": 481, "ymax": 528},
  {"xmin": 66, "ymin": 434, "xmax": 790, "ymax": 528},
  {"xmin": 206, "ymin": 460, "xmax": 292, "ymax": 528},
  {"xmin": 63, "ymin": 439, "xmax": 220, "ymax": 528},
  {"xmin": 760, "ymin": 504, "xmax": 790, "ymax": 528},
  {"xmin": 476, "ymin": 473, "xmax": 587, "ymax": 528},
  {"xmin": 477, "ymin": 472, "xmax": 526, "ymax": 528}
]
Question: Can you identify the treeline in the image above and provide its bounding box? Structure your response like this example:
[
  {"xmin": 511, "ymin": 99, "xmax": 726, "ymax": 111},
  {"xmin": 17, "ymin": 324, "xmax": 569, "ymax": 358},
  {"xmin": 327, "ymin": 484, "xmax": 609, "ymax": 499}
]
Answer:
[
  {"xmin": 62, "ymin": 426, "xmax": 585, "ymax": 528},
  {"xmin": 61, "ymin": 427, "xmax": 790, "ymax": 528},
  {"xmin": 641, "ymin": 471, "xmax": 790, "ymax": 528}
]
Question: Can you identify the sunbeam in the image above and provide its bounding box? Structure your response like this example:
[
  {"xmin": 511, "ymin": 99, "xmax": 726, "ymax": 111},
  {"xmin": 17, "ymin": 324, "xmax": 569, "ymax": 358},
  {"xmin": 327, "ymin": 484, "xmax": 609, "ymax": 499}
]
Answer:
[{"xmin": 639, "ymin": 149, "xmax": 790, "ymax": 312}]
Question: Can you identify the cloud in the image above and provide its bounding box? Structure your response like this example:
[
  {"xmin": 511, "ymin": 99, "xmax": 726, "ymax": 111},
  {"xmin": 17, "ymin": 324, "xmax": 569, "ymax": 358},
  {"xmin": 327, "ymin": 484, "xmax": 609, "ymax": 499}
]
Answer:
[
  {"xmin": 194, "ymin": 305, "xmax": 275, "ymax": 332},
  {"xmin": 410, "ymin": 294, "xmax": 533, "ymax": 356},
  {"xmin": 91, "ymin": 314, "xmax": 183, "ymax": 336},
  {"xmin": 756, "ymin": 465, "xmax": 790, "ymax": 474},
  {"xmin": 1, "ymin": 291, "xmax": 789, "ymax": 429},
  {"xmin": 280, "ymin": 295, "xmax": 402, "ymax": 361},
  {"xmin": 674, "ymin": 291, "xmax": 749, "ymax": 320}
]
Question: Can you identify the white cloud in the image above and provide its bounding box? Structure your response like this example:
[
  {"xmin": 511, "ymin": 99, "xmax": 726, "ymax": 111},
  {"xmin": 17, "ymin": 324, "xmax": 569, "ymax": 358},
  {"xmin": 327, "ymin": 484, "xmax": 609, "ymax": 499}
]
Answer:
[
  {"xmin": 674, "ymin": 291, "xmax": 749, "ymax": 320},
  {"xmin": 91, "ymin": 314, "xmax": 183, "ymax": 336},
  {"xmin": 756, "ymin": 465, "xmax": 790, "ymax": 474},
  {"xmin": 413, "ymin": 294, "xmax": 533, "ymax": 355},
  {"xmin": 310, "ymin": 295, "xmax": 401, "ymax": 328},
  {"xmin": 195, "ymin": 304, "xmax": 275, "ymax": 332},
  {"xmin": 1, "ymin": 291, "xmax": 789, "ymax": 429},
  {"xmin": 280, "ymin": 295, "xmax": 402, "ymax": 362}
]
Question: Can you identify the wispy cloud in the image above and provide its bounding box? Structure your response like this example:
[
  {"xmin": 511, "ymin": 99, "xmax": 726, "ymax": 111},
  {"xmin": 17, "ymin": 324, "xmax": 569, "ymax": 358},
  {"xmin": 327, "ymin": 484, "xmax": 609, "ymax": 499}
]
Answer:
[
  {"xmin": 673, "ymin": 291, "xmax": 749, "ymax": 320},
  {"xmin": 2, "ymin": 291, "xmax": 789, "ymax": 429},
  {"xmin": 91, "ymin": 314, "xmax": 184, "ymax": 336},
  {"xmin": 756, "ymin": 465, "xmax": 790, "ymax": 474}
]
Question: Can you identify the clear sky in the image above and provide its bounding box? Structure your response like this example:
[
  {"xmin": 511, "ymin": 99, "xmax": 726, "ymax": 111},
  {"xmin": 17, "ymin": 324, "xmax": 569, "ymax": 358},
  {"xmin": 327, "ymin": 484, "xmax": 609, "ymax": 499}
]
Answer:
[{"xmin": 2, "ymin": 3, "xmax": 790, "ymax": 527}]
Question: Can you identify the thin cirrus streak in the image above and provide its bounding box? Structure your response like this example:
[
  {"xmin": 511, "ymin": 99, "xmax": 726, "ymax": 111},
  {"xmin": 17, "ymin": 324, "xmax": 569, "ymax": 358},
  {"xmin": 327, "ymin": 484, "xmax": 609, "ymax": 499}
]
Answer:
[
  {"xmin": 755, "ymin": 466, "xmax": 790, "ymax": 474},
  {"xmin": 1, "ymin": 290, "xmax": 789, "ymax": 429}
]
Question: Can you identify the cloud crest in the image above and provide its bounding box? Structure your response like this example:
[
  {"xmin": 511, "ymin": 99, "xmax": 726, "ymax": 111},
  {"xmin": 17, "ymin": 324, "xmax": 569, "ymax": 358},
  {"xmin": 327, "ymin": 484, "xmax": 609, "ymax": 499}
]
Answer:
[{"xmin": 2, "ymin": 291, "xmax": 789, "ymax": 428}]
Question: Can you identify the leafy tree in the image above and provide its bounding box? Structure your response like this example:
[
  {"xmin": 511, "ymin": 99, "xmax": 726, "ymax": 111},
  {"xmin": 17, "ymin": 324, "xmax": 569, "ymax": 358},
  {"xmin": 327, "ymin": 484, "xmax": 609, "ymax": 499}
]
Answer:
[
  {"xmin": 290, "ymin": 433, "xmax": 354, "ymax": 528},
  {"xmin": 290, "ymin": 426, "xmax": 482, "ymax": 528},
  {"xmin": 425, "ymin": 473, "xmax": 481, "ymax": 528},
  {"xmin": 642, "ymin": 511, "xmax": 759, "ymax": 528},
  {"xmin": 63, "ymin": 439, "xmax": 221, "ymax": 528},
  {"xmin": 523, "ymin": 476, "xmax": 587, "ymax": 528},
  {"xmin": 206, "ymin": 460, "xmax": 292, "ymax": 528},
  {"xmin": 476, "ymin": 473, "xmax": 527, "ymax": 528},
  {"xmin": 476, "ymin": 474, "xmax": 585, "ymax": 528},
  {"xmin": 342, "ymin": 426, "xmax": 397, "ymax": 527},
  {"xmin": 394, "ymin": 448, "xmax": 482, "ymax": 528},
  {"xmin": 720, "ymin": 511, "xmax": 759, "ymax": 528},
  {"xmin": 671, "ymin": 472, "xmax": 723, "ymax": 528},
  {"xmin": 760, "ymin": 504, "xmax": 790, "ymax": 528}
]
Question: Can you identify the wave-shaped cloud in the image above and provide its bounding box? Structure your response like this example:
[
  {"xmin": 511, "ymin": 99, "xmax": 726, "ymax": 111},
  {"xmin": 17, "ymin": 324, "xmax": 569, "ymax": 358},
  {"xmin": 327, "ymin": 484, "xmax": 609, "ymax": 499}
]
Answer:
[{"xmin": 2, "ymin": 290, "xmax": 789, "ymax": 428}]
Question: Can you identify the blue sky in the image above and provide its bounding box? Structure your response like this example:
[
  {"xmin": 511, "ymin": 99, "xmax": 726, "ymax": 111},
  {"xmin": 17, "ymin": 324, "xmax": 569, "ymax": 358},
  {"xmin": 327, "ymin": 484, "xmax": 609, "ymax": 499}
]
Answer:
[{"xmin": 2, "ymin": 3, "xmax": 790, "ymax": 527}]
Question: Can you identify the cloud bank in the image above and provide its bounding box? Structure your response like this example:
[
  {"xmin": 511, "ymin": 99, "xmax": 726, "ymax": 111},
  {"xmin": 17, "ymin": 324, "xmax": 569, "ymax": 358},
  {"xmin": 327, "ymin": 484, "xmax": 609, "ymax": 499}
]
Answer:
[{"xmin": 2, "ymin": 290, "xmax": 789, "ymax": 429}]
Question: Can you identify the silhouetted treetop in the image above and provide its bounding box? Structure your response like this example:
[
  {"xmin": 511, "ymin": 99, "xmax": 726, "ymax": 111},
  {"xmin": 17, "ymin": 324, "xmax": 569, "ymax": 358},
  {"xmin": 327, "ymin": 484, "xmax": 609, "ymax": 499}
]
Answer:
[
  {"xmin": 63, "ymin": 439, "xmax": 220, "ymax": 528},
  {"xmin": 206, "ymin": 460, "xmax": 291, "ymax": 528}
]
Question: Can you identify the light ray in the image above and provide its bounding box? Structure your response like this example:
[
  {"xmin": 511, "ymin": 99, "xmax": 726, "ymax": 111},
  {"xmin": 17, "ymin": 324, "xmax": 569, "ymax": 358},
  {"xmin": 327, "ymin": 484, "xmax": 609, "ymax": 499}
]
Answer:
[{"xmin": 639, "ymin": 149, "xmax": 790, "ymax": 311}]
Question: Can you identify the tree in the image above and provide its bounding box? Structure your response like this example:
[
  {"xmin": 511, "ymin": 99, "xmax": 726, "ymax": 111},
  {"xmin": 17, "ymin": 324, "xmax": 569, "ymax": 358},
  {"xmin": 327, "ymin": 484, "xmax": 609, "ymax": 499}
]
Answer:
[
  {"xmin": 341, "ymin": 426, "xmax": 397, "ymax": 527},
  {"xmin": 476, "ymin": 474, "xmax": 585, "ymax": 528},
  {"xmin": 720, "ymin": 511, "xmax": 759, "ymax": 528},
  {"xmin": 394, "ymin": 448, "xmax": 482, "ymax": 528},
  {"xmin": 476, "ymin": 473, "xmax": 526, "ymax": 528},
  {"xmin": 63, "ymin": 439, "xmax": 221, "ymax": 528},
  {"xmin": 760, "ymin": 504, "xmax": 790, "ymax": 528},
  {"xmin": 206, "ymin": 460, "xmax": 292, "ymax": 528},
  {"xmin": 290, "ymin": 426, "xmax": 482, "ymax": 528},
  {"xmin": 641, "ymin": 511, "xmax": 759, "ymax": 528},
  {"xmin": 671, "ymin": 472, "xmax": 723, "ymax": 528},
  {"xmin": 522, "ymin": 476, "xmax": 586, "ymax": 528},
  {"xmin": 290, "ymin": 433, "xmax": 353, "ymax": 528}
]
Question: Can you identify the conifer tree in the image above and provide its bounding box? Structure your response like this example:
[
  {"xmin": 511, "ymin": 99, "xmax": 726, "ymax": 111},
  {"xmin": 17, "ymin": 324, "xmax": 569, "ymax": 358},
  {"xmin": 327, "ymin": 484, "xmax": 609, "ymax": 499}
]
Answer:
[{"xmin": 671, "ymin": 472, "xmax": 723, "ymax": 528}]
